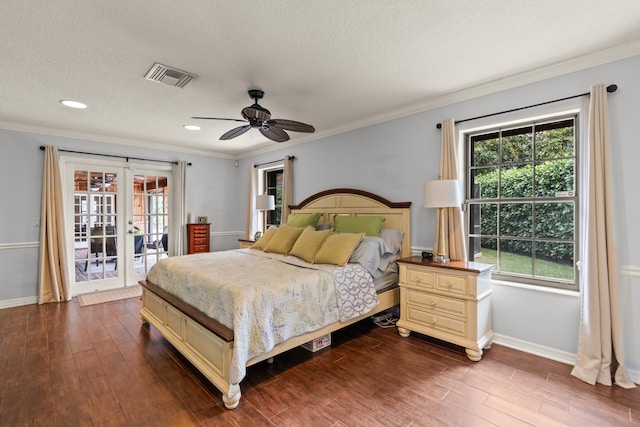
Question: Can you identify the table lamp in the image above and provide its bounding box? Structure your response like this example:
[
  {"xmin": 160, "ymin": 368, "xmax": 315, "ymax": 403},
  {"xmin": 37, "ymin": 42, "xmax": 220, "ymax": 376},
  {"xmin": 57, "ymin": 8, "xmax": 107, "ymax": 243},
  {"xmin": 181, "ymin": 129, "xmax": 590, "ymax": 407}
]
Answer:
[
  {"xmin": 255, "ymin": 194, "xmax": 275, "ymax": 234},
  {"xmin": 424, "ymin": 180, "xmax": 462, "ymax": 263}
]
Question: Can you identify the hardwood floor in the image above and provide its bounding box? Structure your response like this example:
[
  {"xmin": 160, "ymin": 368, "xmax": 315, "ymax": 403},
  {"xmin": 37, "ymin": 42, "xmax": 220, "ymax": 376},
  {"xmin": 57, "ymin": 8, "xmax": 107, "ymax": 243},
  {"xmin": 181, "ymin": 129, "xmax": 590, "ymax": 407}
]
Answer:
[{"xmin": 1, "ymin": 297, "xmax": 638, "ymax": 426}]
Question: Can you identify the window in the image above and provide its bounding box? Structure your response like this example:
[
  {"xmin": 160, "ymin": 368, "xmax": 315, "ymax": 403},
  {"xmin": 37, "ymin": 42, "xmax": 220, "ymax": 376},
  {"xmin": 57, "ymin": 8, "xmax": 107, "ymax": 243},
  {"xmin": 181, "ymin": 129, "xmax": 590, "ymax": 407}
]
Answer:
[
  {"xmin": 263, "ymin": 167, "xmax": 283, "ymax": 227},
  {"xmin": 466, "ymin": 115, "xmax": 578, "ymax": 290}
]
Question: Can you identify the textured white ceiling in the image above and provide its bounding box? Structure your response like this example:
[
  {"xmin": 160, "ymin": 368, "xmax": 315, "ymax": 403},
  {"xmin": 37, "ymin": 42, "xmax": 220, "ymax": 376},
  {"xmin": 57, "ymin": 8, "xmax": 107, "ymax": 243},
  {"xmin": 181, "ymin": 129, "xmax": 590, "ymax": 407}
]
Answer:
[{"xmin": 1, "ymin": 0, "xmax": 640, "ymax": 157}]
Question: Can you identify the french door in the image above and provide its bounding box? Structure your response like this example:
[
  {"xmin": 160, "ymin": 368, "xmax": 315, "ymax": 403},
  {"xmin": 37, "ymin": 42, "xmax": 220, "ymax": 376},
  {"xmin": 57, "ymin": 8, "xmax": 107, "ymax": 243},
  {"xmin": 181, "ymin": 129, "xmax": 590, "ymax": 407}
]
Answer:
[{"xmin": 65, "ymin": 158, "xmax": 172, "ymax": 295}]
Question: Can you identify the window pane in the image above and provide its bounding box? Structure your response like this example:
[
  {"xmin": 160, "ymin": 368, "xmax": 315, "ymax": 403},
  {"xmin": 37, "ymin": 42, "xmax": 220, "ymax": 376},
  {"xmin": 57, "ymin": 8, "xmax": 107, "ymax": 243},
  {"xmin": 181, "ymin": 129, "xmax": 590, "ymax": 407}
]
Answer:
[
  {"xmin": 468, "ymin": 202, "xmax": 497, "ymax": 236},
  {"xmin": 535, "ymin": 119, "xmax": 575, "ymax": 160},
  {"xmin": 500, "ymin": 165, "xmax": 532, "ymax": 198},
  {"xmin": 501, "ymin": 126, "xmax": 532, "ymax": 163},
  {"xmin": 535, "ymin": 241, "xmax": 574, "ymax": 281},
  {"xmin": 473, "ymin": 238, "xmax": 497, "ymax": 265},
  {"xmin": 500, "ymin": 202, "xmax": 532, "ymax": 238},
  {"xmin": 535, "ymin": 202, "xmax": 574, "ymax": 239},
  {"xmin": 471, "ymin": 167, "xmax": 498, "ymax": 199},
  {"xmin": 500, "ymin": 240, "xmax": 532, "ymax": 276},
  {"xmin": 535, "ymin": 160, "xmax": 574, "ymax": 197},
  {"xmin": 471, "ymin": 132, "xmax": 499, "ymax": 166}
]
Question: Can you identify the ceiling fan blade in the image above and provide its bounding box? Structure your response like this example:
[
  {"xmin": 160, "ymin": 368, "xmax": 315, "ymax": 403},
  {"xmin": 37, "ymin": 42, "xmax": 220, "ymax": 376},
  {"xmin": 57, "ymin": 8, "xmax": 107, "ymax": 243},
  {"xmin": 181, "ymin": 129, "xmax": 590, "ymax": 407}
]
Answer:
[
  {"xmin": 242, "ymin": 105, "xmax": 271, "ymax": 122},
  {"xmin": 259, "ymin": 125, "xmax": 289, "ymax": 142},
  {"xmin": 191, "ymin": 117, "xmax": 247, "ymax": 123},
  {"xmin": 267, "ymin": 119, "xmax": 315, "ymax": 133},
  {"xmin": 220, "ymin": 125, "xmax": 251, "ymax": 140}
]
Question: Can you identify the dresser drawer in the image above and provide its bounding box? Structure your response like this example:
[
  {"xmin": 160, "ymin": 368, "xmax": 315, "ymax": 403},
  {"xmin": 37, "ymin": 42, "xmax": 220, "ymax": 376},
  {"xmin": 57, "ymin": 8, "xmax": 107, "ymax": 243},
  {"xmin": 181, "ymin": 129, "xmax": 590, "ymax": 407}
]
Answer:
[
  {"xmin": 192, "ymin": 237, "xmax": 208, "ymax": 246},
  {"xmin": 404, "ymin": 268, "xmax": 434, "ymax": 289},
  {"xmin": 406, "ymin": 289, "xmax": 467, "ymax": 317},
  {"xmin": 405, "ymin": 304, "xmax": 468, "ymax": 338},
  {"xmin": 435, "ymin": 274, "xmax": 468, "ymax": 296}
]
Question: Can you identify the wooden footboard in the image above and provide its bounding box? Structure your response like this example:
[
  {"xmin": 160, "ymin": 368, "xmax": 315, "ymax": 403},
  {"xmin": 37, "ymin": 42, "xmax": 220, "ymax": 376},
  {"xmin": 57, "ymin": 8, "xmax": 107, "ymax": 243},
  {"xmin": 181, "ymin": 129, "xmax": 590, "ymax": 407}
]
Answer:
[{"xmin": 139, "ymin": 279, "xmax": 399, "ymax": 409}]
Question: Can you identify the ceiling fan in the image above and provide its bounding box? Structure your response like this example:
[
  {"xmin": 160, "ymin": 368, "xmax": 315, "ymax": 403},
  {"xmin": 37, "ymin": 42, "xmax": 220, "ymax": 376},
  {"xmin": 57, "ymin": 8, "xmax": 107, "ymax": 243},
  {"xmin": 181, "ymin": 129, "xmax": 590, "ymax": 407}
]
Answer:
[{"xmin": 192, "ymin": 89, "xmax": 315, "ymax": 142}]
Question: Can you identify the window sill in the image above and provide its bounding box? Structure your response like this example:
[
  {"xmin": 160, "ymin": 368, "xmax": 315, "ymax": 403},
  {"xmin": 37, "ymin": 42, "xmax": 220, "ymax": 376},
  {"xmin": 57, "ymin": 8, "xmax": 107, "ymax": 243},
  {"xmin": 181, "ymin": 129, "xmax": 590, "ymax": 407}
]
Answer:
[{"xmin": 491, "ymin": 278, "xmax": 579, "ymax": 297}]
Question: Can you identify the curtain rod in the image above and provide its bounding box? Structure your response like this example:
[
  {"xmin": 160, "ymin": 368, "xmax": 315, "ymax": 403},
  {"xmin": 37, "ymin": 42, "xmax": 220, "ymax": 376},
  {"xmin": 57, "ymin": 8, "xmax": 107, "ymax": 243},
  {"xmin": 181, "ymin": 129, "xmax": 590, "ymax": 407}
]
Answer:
[
  {"xmin": 436, "ymin": 84, "xmax": 618, "ymax": 129},
  {"xmin": 253, "ymin": 155, "xmax": 296, "ymax": 168},
  {"xmin": 39, "ymin": 146, "xmax": 192, "ymax": 166}
]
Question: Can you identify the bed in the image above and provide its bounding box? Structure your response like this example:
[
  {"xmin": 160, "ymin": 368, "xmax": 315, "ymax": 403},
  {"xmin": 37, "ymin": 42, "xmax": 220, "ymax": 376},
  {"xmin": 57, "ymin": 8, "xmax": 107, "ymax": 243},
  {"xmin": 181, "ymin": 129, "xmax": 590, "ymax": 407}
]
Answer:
[{"xmin": 139, "ymin": 188, "xmax": 412, "ymax": 409}]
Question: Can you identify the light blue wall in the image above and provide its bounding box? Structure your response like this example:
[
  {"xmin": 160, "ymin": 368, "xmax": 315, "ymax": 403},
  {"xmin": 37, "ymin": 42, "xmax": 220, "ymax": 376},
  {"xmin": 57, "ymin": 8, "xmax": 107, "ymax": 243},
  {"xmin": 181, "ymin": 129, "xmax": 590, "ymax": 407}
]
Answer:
[
  {"xmin": 1, "ymin": 54, "xmax": 638, "ymax": 380},
  {"xmin": 239, "ymin": 54, "xmax": 640, "ymax": 378},
  {"xmin": 0, "ymin": 131, "xmax": 241, "ymax": 301}
]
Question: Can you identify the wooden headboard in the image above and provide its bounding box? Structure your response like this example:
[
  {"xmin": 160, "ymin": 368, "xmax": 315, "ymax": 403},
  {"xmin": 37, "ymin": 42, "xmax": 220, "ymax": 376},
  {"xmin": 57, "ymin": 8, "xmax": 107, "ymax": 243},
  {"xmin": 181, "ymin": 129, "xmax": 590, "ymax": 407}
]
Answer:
[{"xmin": 289, "ymin": 188, "xmax": 412, "ymax": 258}]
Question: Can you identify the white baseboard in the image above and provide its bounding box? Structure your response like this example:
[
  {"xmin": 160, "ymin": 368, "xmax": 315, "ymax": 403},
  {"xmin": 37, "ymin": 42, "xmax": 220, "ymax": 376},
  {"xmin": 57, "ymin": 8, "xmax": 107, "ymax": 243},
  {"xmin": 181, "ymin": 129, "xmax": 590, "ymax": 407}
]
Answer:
[
  {"xmin": 492, "ymin": 333, "xmax": 577, "ymax": 366},
  {"xmin": 493, "ymin": 335, "xmax": 639, "ymax": 385},
  {"xmin": 0, "ymin": 295, "xmax": 38, "ymax": 310}
]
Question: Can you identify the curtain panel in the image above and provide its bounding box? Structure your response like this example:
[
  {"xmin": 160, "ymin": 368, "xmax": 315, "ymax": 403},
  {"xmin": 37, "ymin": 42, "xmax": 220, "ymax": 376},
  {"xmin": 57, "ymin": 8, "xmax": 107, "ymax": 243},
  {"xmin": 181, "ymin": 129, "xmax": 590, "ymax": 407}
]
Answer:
[
  {"xmin": 38, "ymin": 146, "xmax": 71, "ymax": 304},
  {"xmin": 169, "ymin": 161, "xmax": 188, "ymax": 256},
  {"xmin": 570, "ymin": 84, "xmax": 635, "ymax": 388},
  {"xmin": 434, "ymin": 118, "xmax": 467, "ymax": 261}
]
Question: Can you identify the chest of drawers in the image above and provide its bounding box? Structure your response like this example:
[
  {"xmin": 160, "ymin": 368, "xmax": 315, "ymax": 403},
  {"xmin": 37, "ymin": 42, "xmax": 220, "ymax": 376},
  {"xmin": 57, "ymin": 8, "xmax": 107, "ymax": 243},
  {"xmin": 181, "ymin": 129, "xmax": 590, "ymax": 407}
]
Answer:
[
  {"xmin": 396, "ymin": 256, "xmax": 493, "ymax": 361},
  {"xmin": 187, "ymin": 223, "xmax": 210, "ymax": 254}
]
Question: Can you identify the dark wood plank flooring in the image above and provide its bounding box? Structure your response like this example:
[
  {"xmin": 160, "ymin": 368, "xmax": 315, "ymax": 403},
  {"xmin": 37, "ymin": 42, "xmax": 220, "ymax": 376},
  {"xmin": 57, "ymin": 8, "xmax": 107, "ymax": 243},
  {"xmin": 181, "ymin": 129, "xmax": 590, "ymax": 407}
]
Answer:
[{"xmin": 1, "ymin": 296, "xmax": 638, "ymax": 426}]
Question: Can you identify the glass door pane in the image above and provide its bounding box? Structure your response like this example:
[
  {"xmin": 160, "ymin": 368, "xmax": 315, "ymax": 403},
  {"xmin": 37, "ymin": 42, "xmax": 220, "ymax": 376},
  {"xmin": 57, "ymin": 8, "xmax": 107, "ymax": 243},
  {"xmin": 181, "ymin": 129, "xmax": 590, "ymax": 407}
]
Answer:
[
  {"xmin": 131, "ymin": 173, "xmax": 169, "ymax": 279},
  {"xmin": 72, "ymin": 168, "xmax": 122, "ymax": 292}
]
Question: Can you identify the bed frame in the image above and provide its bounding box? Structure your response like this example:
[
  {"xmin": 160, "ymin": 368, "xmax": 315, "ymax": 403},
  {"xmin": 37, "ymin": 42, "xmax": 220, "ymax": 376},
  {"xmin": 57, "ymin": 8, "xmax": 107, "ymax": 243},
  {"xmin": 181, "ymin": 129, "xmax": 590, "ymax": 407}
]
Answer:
[{"xmin": 139, "ymin": 188, "xmax": 412, "ymax": 409}]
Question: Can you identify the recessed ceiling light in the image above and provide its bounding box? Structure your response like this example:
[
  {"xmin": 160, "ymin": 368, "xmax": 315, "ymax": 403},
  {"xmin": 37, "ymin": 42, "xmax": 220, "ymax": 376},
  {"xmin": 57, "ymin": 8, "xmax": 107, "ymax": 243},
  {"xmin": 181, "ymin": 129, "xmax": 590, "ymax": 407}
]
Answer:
[
  {"xmin": 183, "ymin": 125, "xmax": 200, "ymax": 131},
  {"xmin": 60, "ymin": 100, "xmax": 87, "ymax": 109}
]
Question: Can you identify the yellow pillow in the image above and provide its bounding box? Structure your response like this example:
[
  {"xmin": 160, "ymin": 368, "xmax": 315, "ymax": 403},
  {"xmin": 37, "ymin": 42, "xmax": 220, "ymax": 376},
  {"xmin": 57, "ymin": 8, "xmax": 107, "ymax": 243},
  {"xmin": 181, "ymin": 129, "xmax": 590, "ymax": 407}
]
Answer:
[
  {"xmin": 251, "ymin": 226, "xmax": 278, "ymax": 250},
  {"xmin": 264, "ymin": 224, "xmax": 305, "ymax": 254},
  {"xmin": 287, "ymin": 212, "xmax": 323, "ymax": 228},
  {"xmin": 314, "ymin": 232, "xmax": 365, "ymax": 266},
  {"xmin": 289, "ymin": 226, "xmax": 331, "ymax": 263}
]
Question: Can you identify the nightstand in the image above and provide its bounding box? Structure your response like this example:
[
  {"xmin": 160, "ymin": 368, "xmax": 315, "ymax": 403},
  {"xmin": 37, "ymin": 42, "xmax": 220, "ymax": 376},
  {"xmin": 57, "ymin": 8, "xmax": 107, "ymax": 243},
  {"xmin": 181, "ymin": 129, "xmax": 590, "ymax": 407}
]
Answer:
[
  {"xmin": 396, "ymin": 256, "xmax": 493, "ymax": 361},
  {"xmin": 238, "ymin": 238, "xmax": 255, "ymax": 249}
]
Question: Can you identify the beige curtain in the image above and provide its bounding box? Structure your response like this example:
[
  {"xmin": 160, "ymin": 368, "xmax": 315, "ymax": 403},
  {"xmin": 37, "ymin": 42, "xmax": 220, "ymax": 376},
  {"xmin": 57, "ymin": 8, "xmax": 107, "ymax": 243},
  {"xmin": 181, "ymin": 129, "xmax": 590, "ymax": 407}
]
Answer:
[
  {"xmin": 169, "ymin": 161, "xmax": 188, "ymax": 256},
  {"xmin": 434, "ymin": 118, "xmax": 467, "ymax": 261},
  {"xmin": 246, "ymin": 165, "xmax": 258, "ymax": 238},
  {"xmin": 280, "ymin": 155, "xmax": 294, "ymax": 224},
  {"xmin": 571, "ymin": 85, "xmax": 635, "ymax": 388},
  {"xmin": 38, "ymin": 146, "xmax": 71, "ymax": 304}
]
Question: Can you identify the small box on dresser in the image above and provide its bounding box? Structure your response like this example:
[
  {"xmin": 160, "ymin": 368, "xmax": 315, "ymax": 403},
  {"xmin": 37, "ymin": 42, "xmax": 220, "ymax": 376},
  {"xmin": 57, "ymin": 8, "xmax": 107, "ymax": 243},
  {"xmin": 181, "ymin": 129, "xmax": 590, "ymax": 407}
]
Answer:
[
  {"xmin": 396, "ymin": 256, "xmax": 493, "ymax": 361},
  {"xmin": 187, "ymin": 223, "xmax": 210, "ymax": 254}
]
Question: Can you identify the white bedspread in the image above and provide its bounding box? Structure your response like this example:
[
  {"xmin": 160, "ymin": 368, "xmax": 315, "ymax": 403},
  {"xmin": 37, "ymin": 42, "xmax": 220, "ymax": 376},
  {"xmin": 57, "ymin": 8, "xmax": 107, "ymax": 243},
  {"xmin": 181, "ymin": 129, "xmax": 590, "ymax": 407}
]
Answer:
[{"xmin": 146, "ymin": 249, "xmax": 378, "ymax": 384}]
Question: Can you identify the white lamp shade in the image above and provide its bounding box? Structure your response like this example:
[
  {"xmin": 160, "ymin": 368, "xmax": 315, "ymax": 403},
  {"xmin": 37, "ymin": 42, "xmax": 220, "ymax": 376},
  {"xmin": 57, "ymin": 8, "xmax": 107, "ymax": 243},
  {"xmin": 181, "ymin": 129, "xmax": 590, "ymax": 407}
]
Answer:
[
  {"xmin": 423, "ymin": 180, "xmax": 462, "ymax": 208},
  {"xmin": 255, "ymin": 194, "xmax": 275, "ymax": 210}
]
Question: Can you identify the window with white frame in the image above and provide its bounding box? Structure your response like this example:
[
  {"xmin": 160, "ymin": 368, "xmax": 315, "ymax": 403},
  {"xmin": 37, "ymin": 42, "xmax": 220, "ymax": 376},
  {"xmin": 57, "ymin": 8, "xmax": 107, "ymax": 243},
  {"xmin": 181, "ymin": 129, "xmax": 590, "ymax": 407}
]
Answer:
[
  {"xmin": 465, "ymin": 115, "xmax": 578, "ymax": 290},
  {"xmin": 262, "ymin": 166, "xmax": 283, "ymax": 228}
]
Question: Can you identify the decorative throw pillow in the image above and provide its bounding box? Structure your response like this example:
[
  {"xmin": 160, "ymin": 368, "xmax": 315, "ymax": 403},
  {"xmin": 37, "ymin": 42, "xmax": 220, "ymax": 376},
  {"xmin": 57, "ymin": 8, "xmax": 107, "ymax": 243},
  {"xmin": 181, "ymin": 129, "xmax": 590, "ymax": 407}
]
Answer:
[
  {"xmin": 314, "ymin": 232, "xmax": 365, "ymax": 266},
  {"xmin": 289, "ymin": 226, "xmax": 331, "ymax": 263},
  {"xmin": 264, "ymin": 224, "xmax": 305, "ymax": 254},
  {"xmin": 287, "ymin": 212, "xmax": 323, "ymax": 228},
  {"xmin": 251, "ymin": 226, "xmax": 278, "ymax": 250},
  {"xmin": 333, "ymin": 215, "xmax": 385, "ymax": 237}
]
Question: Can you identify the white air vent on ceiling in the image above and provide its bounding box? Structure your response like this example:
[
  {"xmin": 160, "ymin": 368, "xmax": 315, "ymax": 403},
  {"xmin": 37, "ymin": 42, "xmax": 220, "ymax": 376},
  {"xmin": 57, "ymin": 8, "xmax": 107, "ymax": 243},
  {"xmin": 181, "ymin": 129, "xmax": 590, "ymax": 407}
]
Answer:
[{"xmin": 144, "ymin": 63, "xmax": 197, "ymax": 88}]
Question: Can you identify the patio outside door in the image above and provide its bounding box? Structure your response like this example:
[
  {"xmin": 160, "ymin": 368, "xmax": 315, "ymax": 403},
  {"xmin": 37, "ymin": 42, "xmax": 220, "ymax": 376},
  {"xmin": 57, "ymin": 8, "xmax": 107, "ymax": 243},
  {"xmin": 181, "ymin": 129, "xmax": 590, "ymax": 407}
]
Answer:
[{"xmin": 68, "ymin": 160, "xmax": 171, "ymax": 295}]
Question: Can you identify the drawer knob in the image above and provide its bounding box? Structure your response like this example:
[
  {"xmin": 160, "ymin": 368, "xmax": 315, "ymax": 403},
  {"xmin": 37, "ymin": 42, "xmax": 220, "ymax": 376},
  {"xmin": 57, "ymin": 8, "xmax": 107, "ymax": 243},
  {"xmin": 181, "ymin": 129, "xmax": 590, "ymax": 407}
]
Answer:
[
  {"xmin": 430, "ymin": 318, "xmax": 437, "ymax": 326},
  {"xmin": 416, "ymin": 276, "xmax": 421, "ymax": 283},
  {"xmin": 446, "ymin": 281, "xmax": 453, "ymax": 289},
  {"xmin": 430, "ymin": 300, "xmax": 437, "ymax": 307}
]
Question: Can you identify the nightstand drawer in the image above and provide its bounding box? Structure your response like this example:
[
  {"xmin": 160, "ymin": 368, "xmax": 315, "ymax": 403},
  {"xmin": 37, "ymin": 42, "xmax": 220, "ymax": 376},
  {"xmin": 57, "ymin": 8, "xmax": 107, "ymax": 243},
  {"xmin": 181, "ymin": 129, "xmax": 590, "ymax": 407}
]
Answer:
[
  {"xmin": 435, "ymin": 274, "xmax": 468, "ymax": 296},
  {"xmin": 406, "ymin": 289, "xmax": 467, "ymax": 317},
  {"xmin": 404, "ymin": 268, "xmax": 434, "ymax": 289},
  {"xmin": 405, "ymin": 305, "xmax": 468, "ymax": 338}
]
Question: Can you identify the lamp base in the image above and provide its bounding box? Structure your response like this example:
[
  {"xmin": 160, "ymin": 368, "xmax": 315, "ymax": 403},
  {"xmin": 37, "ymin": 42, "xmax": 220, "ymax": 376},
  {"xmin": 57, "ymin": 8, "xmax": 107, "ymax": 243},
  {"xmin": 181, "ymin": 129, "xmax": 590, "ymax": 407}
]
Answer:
[{"xmin": 433, "ymin": 255, "xmax": 450, "ymax": 263}]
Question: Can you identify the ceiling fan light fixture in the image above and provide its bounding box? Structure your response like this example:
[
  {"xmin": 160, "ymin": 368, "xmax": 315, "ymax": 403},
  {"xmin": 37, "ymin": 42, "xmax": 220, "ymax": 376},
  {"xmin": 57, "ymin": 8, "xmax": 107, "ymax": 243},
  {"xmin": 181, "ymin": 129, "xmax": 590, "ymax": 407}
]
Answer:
[
  {"xmin": 183, "ymin": 125, "xmax": 200, "ymax": 131},
  {"xmin": 60, "ymin": 100, "xmax": 87, "ymax": 109}
]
